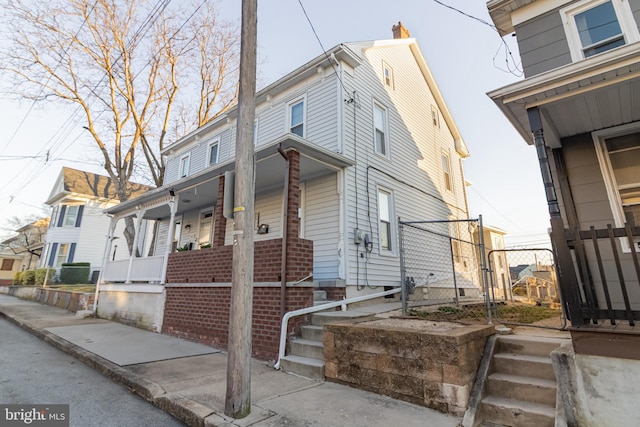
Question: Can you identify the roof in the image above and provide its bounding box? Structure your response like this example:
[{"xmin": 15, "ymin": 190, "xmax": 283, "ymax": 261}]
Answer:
[
  {"xmin": 45, "ymin": 167, "xmax": 154, "ymax": 205},
  {"xmin": 487, "ymin": 0, "xmax": 539, "ymax": 35}
]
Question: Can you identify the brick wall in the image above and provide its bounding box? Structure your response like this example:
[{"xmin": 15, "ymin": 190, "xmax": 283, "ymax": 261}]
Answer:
[
  {"xmin": 165, "ymin": 237, "xmax": 313, "ymax": 283},
  {"xmin": 162, "ymin": 285, "xmax": 313, "ymax": 360}
]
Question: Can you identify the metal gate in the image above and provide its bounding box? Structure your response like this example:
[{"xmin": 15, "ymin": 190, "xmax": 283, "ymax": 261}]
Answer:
[
  {"xmin": 487, "ymin": 248, "xmax": 566, "ymax": 330},
  {"xmin": 398, "ymin": 217, "xmax": 491, "ymax": 321}
]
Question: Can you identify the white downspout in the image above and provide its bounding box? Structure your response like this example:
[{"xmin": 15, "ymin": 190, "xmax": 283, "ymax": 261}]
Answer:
[{"xmin": 161, "ymin": 194, "xmax": 177, "ymax": 284}]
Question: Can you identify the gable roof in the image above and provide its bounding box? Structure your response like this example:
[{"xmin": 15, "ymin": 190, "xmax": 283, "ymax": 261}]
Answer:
[{"xmin": 45, "ymin": 167, "xmax": 154, "ymax": 205}]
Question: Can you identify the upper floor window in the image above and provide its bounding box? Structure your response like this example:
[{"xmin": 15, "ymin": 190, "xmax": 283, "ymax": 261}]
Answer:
[
  {"xmin": 382, "ymin": 61, "xmax": 394, "ymax": 89},
  {"xmin": 442, "ymin": 152, "xmax": 452, "ymax": 192},
  {"xmin": 562, "ymin": 0, "xmax": 640, "ymax": 61},
  {"xmin": 180, "ymin": 154, "xmax": 190, "ymax": 178},
  {"xmin": 289, "ymin": 98, "xmax": 305, "ymax": 137},
  {"xmin": 56, "ymin": 205, "xmax": 84, "ymax": 228},
  {"xmin": 208, "ymin": 140, "xmax": 219, "ymax": 166},
  {"xmin": 373, "ymin": 102, "xmax": 389, "ymax": 156}
]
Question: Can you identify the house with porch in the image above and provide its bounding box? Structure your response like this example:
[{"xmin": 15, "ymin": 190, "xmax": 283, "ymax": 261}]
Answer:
[
  {"xmin": 487, "ymin": 0, "xmax": 640, "ymax": 425},
  {"xmin": 41, "ymin": 167, "xmax": 153, "ymax": 283},
  {"xmin": 97, "ymin": 23, "xmax": 473, "ymax": 360},
  {"xmin": 1, "ymin": 217, "xmax": 49, "ymax": 274}
]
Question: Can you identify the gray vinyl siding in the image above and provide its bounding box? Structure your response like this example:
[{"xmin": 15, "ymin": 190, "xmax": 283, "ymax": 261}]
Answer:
[
  {"xmin": 305, "ymin": 174, "xmax": 340, "ymax": 280},
  {"xmin": 342, "ymin": 43, "xmax": 469, "ymax": 289},
  {"xmin": 306, "ymin": 77, "xmax": 338, "ymax": 150},
  {"xmin": 516, "ymin": 7, "xmax": 571, "ymax": 77},
  {"xmin": 632, "ymin": 0, "xmax": 640, "ymax": 32},
  {"xmin": 560, "ymin": 133, "xmax": 640, "ymax": 310}
]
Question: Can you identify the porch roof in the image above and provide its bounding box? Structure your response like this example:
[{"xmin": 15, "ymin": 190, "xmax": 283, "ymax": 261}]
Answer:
[
  {"xmin": 107, "ymin": 134, "xmax": 353, "ymax": 219},
  {"xmin": 488, "ymin": 42, "xmax": 640, "ymax": 148}
]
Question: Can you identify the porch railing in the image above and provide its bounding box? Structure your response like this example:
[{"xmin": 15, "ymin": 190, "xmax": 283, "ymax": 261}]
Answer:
[
  {"xmin": 562, "ymin": 223, "xmax": 640, "ymax": 326},
  {"xmin": 103, "ymin": 255, "xmax": 165, "ymax": 283}
]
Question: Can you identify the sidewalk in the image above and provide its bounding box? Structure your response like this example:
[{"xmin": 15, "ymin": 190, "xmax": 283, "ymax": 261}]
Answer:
[{"xmin": 0, "ymin": 294, "xmax": 461, "ymax": 427}]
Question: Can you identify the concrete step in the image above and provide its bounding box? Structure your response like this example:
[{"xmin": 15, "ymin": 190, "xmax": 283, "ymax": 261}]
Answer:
[
  {"xmin": 487, "ymin": 373, "xmax": 557, "ymax": 407},
  {"xmin": 479, "ymin": 396, "xmax": 555, "ymax": 427},
  {"xmin": 290, "ymin": 338, "xmax": 324, "ymax": 360},
  {"xmin": 495, "ymin": 335, "xmax": 568, "ymax": 358},
  {"xmin": 311, "ymin": 311, "xmax": 371, "ymax": 326},
  {"xmin": 301, "ymin": 324, "xmax": 324, "ymax": 342},
  {"xmin": 279, "ymin": 355, "xmax": 324, "ymax": 380},
  {"xmin": 492, "ymin": 353, "xmax": 556, "ymax": 381}
]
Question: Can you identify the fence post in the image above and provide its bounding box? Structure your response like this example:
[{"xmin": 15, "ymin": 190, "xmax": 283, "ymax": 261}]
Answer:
[
  {"xmin": 399, "ymin": 218, "xmax": 408, "ymax": 316},
  {"xmin": 478, "ymin": 215, "xmax": 492, "ymax": 325}
]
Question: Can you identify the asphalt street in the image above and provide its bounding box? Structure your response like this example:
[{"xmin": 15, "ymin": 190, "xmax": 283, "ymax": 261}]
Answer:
[{"xmin": 0, "ymin": 316, "xmax": 185, "ymax": 427}]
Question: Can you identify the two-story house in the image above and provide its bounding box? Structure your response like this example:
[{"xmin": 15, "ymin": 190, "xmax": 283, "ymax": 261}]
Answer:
[
  {"xmin": 487, "ymin": 1, "xmax": 640, "ymax": 425},
  {"xmin": 1, "ymin": 217, "xmax": 49, "ymax": 275},
  {"xmin": 98, "ymin": 24, "xmax": 472, "ymax": 360},
  {"xmin": 41, "ymin": 167, "xmax": 153, "ymax": 283}
]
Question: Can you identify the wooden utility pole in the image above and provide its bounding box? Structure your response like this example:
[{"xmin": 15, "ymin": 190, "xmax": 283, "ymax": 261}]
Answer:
[{"xmin": 225, "ymin": 0, "xmax": 257, "ymax": 419}]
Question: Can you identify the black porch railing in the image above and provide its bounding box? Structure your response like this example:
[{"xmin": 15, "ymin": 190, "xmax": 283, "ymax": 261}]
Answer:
[{"xmin": 560, "ymin": 223, "xmax": 640, "ymax": 327}]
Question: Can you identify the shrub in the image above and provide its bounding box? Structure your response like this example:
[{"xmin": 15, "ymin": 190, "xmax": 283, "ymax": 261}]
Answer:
[
  {"xmin": 21, "ymin": 270, "xmax": 36, "ymax": 286},
  {"xmin": 12, "ymin": 271, "xmax": 22, "ymax": 285},
  {"xmin": 60, "ymin": 262, "xmax": 90, "ymax": 284},
  {"xmin": 35, "ymin": 268, "xmax": 56, "ymax": 286}
]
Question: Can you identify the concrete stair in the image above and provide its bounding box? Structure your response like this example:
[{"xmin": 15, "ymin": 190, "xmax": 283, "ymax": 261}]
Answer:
[
  {"xmin": 279, "ymin": 309, "xmax": 370, "ymax": 380},
  {"xmin": 477, "ymin": 335, "xmax": 567, "ymax": 427}
]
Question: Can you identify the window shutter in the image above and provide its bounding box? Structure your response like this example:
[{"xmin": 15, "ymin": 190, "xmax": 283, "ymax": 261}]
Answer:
[
  {"xmin": 50, "ymin": 207, "xmax": 58, "ymax": 229},
  {"xmin": 75, "ymin": 205, "xmax": 84, "ymax": 227},
  {"xmin": 68, "ymin": 243, "xmax": 76, "ymax": 263},
  {"xmin": 57, "ymin": 206, "xmax": 66, "ymax": 227},
  {"xmin": 48, "ymin": 243, "xmax": 58, "ymax": 267}
]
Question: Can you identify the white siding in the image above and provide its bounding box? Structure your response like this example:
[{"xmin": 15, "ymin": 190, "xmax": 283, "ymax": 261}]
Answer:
[{"xmin": 305, "ymin": 174, "xmax": 340, "ymax": 280}]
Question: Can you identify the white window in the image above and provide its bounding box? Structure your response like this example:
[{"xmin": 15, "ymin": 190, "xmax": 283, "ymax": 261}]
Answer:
[
  {"xmin": 208, "ymin": 140, "xmax": 219, "ymax": 166},
  {"xmin": 442, "ymin": 152, "xmax": 452, "ymax": 192},
  {"xmin": 56, "ymin": 243, "xmax": 70, "ymax": 267},
  {"xmin": 64, "ymin": 205, "xmax": 79, "ymax": 227},
  {"xmin": 382, "ymin": 62, "xmax": 394, "ymax": 89},
  {"xmin": 198, "ymin": 210, "xmax": 214, "ymax": 247},
  {"xmin": 378, "ymin": 189, "xmax": 394, "ymax": 253},
  {"xmin": 179, "ymin": 154, "xmax": 190, "ymax": 178},
  {"xmin": 373, "ymin": 102, "xmax": 389, "ymax": 156},
  {"xmin": 289, "ymin": 98, "xmax": 305, "ymax": 137},
  {"xmin": 594, "ymin": 126, "xmax": 640, "ymax": 244},
  {"xmin": 561, "ymin": 0, "xmax": 640, "ymax": 61}
]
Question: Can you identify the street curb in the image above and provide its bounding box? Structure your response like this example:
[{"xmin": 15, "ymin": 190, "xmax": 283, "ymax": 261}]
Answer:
[{"xmin": 0, "ymin": 308, "xmax": 219, "ymax": 427}]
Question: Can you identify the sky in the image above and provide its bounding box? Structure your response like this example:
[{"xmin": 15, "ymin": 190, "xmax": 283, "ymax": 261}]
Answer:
[{"xmin": 0, "ymin": 0, "xmax": 552, "ymax": 248}]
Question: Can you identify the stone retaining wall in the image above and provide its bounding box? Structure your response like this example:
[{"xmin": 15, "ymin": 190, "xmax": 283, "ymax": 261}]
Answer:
[
  {"xmin": 323, "ymin": 318, "xmax": 494, "ymax": 416},
  {"xmin": 1, "ymin": 286, "xmax": 94, "ymax": 312}
]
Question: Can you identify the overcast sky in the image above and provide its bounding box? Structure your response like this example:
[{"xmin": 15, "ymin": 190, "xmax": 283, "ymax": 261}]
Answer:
[{"xmin": 0, "ymin": 0, "xmax": 551, "ymax": 247}]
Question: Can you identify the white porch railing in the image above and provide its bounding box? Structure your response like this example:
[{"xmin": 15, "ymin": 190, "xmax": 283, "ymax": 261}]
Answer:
[{"xmin": 103, "ymin": 255, "xmax": 165, "ymax": 282}]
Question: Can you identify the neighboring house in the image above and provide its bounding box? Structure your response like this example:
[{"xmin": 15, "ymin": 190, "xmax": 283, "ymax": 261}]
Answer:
[
  {"xmin": 487, "ymin": 0, "xmax": 640, "ymax": 425},
  {"xmin": 1, "ymin": 217, "xmax": 49, "ymax": 272},
  {"xmin": 478, "ymin": 225, "xmax": 511, "ymax": 300},
  {"xmin": 99, "ymin": 23, "xmax": 472, "ymax": 359},
  {"xmin": 40, "ymin": 167, "xmax": 153, "ymax": 283},
  {"xmin": 0, "ymin": 251, "xmax": 21, "ymax": 285}
]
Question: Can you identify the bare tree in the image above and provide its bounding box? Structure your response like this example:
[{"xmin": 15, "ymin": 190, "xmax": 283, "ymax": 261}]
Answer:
[
  {"xmin": 0, "ymin": 0, "xmax": 240, "ymax": 254},
  {"xmin": 1, "ymin": 216, "xmax": 50, "ymax": 269}
]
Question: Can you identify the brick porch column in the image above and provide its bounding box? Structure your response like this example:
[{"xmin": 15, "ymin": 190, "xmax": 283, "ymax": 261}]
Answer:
[
  {"xmin": 285, "ymin": 150, "xmax": 300, "ymax": 281},
  {"xmin": 213, "ymin": 175, "xmax": 227, "ymax": 247}
]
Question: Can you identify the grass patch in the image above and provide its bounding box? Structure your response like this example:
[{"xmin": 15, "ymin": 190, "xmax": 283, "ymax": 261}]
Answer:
[{"xmin": 409, "ymin": 302, "xmax": 560, "ymax": 324}]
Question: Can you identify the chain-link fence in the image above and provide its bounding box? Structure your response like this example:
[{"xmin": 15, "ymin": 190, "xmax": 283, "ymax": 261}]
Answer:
[
  {"xmin": 398, "ymin": 219, "xmax": 491, "ymax": 323},
  {"xmin": 488, "ymin": 248, "xmax": 566, "ymax": 330}
]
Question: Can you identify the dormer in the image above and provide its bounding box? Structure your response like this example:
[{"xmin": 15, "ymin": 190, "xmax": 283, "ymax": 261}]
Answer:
[{"xmin": 488, "ymin": 0, "xmax": 640, "ymax": 77}]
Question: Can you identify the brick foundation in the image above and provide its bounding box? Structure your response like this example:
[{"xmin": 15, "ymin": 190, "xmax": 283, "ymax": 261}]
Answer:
[{"xmin": 162, "ymin": 285, "xmax": 313, "ymax": 360}]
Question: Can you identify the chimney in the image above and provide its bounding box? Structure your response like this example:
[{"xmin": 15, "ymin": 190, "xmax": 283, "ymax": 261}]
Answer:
[{"xmin": 392, "ymin": 22, "xmax": 410, "ymax": 39}]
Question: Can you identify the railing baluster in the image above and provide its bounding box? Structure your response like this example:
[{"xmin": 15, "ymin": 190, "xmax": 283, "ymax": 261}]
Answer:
[
  {"xmin": 590, "ymin": 226, "xmax": 615, "ymax": 325},
  {"xmin": 574, "ymin": 227, "xmax": 598, "ymax": 323},
  {"xmin": 608, "ymin": 225, "xmax": 634, "ymax": 326},
  {"xmin": 624, "ymin": 223, "xmax": 640, "ymax": 290}
]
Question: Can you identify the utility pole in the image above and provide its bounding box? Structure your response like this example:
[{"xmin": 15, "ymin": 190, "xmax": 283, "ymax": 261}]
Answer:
[{"xmin": 225, "ymin": 0, "xmax": 257, "ymax": 419}]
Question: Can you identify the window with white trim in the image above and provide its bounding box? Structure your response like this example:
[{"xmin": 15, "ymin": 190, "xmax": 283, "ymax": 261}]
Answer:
[
  {"xmin": 208, "ymin": 140, "xmax": 219, "ymax": 166},
  {"xmin": 442, "ymin": 152, "xmax": 452, "ymax": 192},
  {"xmin": 382, "ymin": 61, "xmax": 394, "ymax": 89},
  {"xmin": 56, "ymin": 243, "xmax": 70, "ymax": 267},
  {"xmin": 289, "ymin": 98, "xmax": 305, "ymax": 137},
  {"xmin": 179, "ymin": 154, "xmax": 190, "ymax": 178},
  {"xmin": 378, "ymin": 189, "xmax": 394, "ymax": 253},
  {"xmin": 373, "ymin": 102, "xmax": 389, "ymax": 156},
  {"xmin": 594, "ymin": 127, "xmax": 640, "ymax": 233},
  {"xmin": 561, "ymin": 0, "xmax": 640, "ymax": 61},
  {"xmin": 198, "ymin": 210, "xmax": 214, "ymax": 247},
  {"xmin": 63, "ymin": 205, "xmax": 79, "ymax": 227}
]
